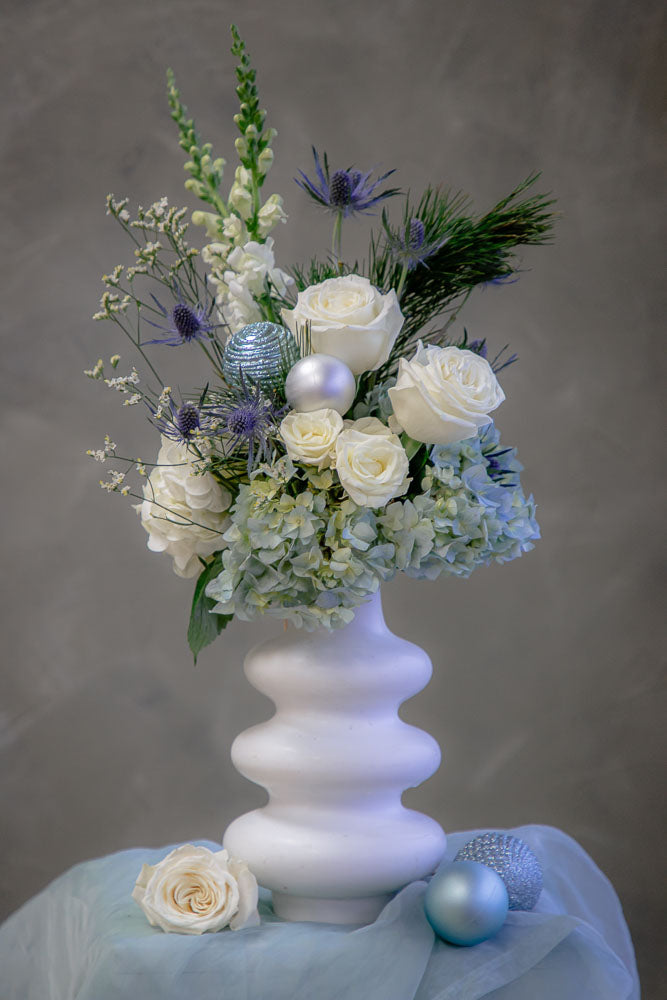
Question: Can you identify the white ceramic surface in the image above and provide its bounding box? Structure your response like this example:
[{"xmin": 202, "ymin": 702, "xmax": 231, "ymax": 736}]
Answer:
[{"xmin": 223, "ymin": 591, "xmax": 446, "ymax": 924}]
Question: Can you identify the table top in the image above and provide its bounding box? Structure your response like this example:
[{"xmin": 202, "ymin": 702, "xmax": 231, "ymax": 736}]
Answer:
[{"xmin": 0, "ymin": 824, "xmax": 639, "ymax": 1000}]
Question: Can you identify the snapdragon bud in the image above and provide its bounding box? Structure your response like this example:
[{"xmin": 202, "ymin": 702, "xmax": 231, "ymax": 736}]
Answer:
[
  {"xmin": 229, "ymin": 183, "xmax": 253, "ymax": 219},
  {"xmin": 235, "ymin": 136, "xmax": 248, "ymax": 158},
  {"xmin": 257, "ymin": 147, "xmax": 274, "ymax": 175},
  {"xmin": 192, "ymin": 210, "xmax": 223, "ymax": 239}
]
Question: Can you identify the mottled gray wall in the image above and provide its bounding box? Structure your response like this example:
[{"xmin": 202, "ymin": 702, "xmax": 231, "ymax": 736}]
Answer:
[{"xmin": 1, "ymin": 0, "xmax": 665, "ymax": 993}]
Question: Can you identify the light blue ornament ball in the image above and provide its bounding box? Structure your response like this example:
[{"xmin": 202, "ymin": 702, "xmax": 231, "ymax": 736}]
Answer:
[
  {"xmin": 424, "ymin": 860, "xmax": 509, "ymax": 946},
  {"xmin": 284, "ymin": 353, "xmax": 356, "ymax": 415},
  {"xmin": 454, "ymin": 832, "xmax": 543, "ymax": 911},
  {"xmin": 222, "ymin": 322, "xmax": 299, "ymax": 391}
]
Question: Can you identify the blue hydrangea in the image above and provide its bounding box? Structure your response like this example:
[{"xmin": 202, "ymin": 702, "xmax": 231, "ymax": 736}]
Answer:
[{"xmin": 205, "ymin": 428, "xmax": 539, "ymax": 629}]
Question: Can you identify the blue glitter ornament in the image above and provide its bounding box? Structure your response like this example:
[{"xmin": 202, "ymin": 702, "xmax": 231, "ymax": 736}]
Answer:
[
  {"xmin": 454, "ymin": 832, "xmax": 543, "ymax": 911},
  {"xmin": 222, "ymin": 322, "xmax": 299, "ymax": 391},
  {"xmin": 424, "ymin": 860, "xmax": 508, "ymax": 946}
]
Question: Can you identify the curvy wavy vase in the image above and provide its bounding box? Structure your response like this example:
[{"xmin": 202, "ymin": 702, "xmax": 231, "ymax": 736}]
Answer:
[{"xmin": 223, "ymin": 591, "xmax": 446, "ymax": 924}]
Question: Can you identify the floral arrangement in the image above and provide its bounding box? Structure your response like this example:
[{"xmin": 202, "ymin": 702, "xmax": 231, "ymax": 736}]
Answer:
[{"xmin": 87, "ymin": 26, "xmax": 555, "ymax": 659}]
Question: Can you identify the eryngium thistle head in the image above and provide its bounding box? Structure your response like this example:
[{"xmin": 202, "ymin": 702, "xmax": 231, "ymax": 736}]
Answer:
[
  {"xmin": 172, "ymin": 304, "xmax": 202, "ymax": 342},
  {"xmin": 296, "ymin": 148, "xmax": 399, "ymax": 218},
  {"xmin": 211, "ymin": 377, "xmax": 286, "ymax": 473},
  {"xmin": 175, "ymin": 402, "xmax": 201, "ymax": 438},
  {"xmin": 407, "ymin": 217, "xmax": 425, "ymax": 250},
  {"xmin": 383, "ymin": 213, "xmax": 445, "ymax": 271},
  {"xmin": 144, "ymin": 293, "xmax": 218, "ymax": 347},
  {"xmin": 329, "ymin": 170, "xmax": 353, "ymax": 208}
]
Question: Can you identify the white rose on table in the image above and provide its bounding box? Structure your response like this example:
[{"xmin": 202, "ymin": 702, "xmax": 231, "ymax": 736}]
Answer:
[
  {"xmin": 280, "ymin": 408, "xmax": 343, "ymax": 468},
  {"xmin": 282, "ymin": 274, "xmax": 403, "ymax": 375},
  {"xmin": 388, "ymin": 343, "xmax": 505, "ymax": 445},
  {"xmin": 132, "ymin": 845, "xmax": 260, "ymax": 934},
  {"xmin": 335, "ymin": 417, "xmax": 410, "ymax": 507}
]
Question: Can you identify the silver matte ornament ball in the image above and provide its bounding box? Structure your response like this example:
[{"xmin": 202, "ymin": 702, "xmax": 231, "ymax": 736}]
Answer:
[
  {"xmin": 222, "ymin": 322, "xmax": 299, "ymax": 391},
  {"xmin": 284, "ymin": 353, "xmax": 356, "ymax": 415},
  {"xmin": 454, "ymin": 832, "xmax": 543, "ymax": 911},
  {"xmin": 424, "ymin": 861, "xmax": 509, "ymax": 946}
]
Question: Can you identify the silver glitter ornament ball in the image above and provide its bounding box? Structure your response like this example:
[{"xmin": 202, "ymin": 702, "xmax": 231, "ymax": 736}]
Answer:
[
  {"xmin": 454, "ymin": 832, "xmax": 543, "ymax": 911},
  {"xmin": 222, "ymin": 322, "xmax": 299, "ymax": 391},
  {"xmin": 284, "ymin": 353, "xmax": 356, "ymax": 415}
]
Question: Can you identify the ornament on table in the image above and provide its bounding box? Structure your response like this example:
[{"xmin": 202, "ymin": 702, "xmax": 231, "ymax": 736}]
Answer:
[
  {"xmin": 424, "ymin": 860, "xmax": 509, "ymax": 946},
  {"xmin": 285, "ymin": 353, "xmax": 356, "ymax": 416},
  {"xmin": 455, "ymin": 832, "xmax": 543, "ymax": 911},
  {"xmin": 222, "ymin": 321, "xmax": 299, "ymax": 391}
]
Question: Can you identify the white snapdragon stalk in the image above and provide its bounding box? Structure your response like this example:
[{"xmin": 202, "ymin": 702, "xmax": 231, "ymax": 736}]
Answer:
[{"xmin": 219, "ymin": 237, "xmax": 293, "ymax": 333}]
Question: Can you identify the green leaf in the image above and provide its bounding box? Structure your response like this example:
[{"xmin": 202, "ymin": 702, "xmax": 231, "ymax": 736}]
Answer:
[{"xmin": 187, "ymin": 555, "xmax": 232, "ymax": 663}]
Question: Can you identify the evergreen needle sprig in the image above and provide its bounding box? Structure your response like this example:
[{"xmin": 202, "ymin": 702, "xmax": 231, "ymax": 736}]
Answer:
[{"xmin": 369, "ymin": 174, "xmax": 556, "ymax": 381}]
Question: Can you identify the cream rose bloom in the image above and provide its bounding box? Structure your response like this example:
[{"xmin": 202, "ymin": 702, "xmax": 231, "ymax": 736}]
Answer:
[
  {"xmin": 282, "ymin": 275, "xmax": 404, "ymax": 375},
  {"xmin": 136, "ymin": 437, "xmax": 231, "ymax": 578},
  {"xmin": 132, "ymin": 845, "xmax": 259, "ymax": 934},
  {"xmin": 388, "ymin": 343, "xmax": 505, "ymax": 445},
  {"xmin": 280, "ymin": 408, "xmax": 343, "ymax": 468},
  {"xmin": 335, "ymin": 417, "xmax": 410, "ymax": 507}
]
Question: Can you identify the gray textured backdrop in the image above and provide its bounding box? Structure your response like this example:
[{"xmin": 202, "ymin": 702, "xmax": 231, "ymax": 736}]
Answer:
[{"xmin": 1, "ymin": 0, "xmax": 665, "ymax": 993}]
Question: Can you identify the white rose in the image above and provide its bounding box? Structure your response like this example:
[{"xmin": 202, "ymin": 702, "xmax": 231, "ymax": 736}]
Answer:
[
  {"xmin": 282, "ymin": 275, "xmax": 404, "ymax": 375},
  {"xmin": 388, "ymin": 343, "xmax": 505, "ymax": 445},
  {"xmin": 132, "ymin": 845, "xmax": 259, "ymax": 934},
  {"xmin": 334, "ymin": 419, "xmax": 410, "ymax": 507},
  {"xmin": 136, "ymin": 437, "xmax": 231, "ymax": 578},
  {"xmin": 280, "ymin": 408, "xmax": 343, "ymax": 468}
]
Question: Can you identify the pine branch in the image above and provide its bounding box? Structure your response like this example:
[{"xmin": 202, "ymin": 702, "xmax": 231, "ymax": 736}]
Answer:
[{"xmin": 369, "ymin": 174, "xmax": 556, "ymax": 379}]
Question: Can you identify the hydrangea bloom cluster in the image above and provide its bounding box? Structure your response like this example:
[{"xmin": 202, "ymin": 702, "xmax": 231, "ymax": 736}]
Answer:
[
  {"xmin": 206, "ymin": 429, "xmax": 538, "ymax": 629},
  {"xmin": 86, "ymin": 26, "xmax": 554, "ymax": 658}
]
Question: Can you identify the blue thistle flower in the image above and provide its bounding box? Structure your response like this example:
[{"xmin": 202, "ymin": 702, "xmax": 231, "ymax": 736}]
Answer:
[
  {"xmin": 295, "ymin": 148, "xmax": 399, "ymax": 218},
  {"xmin": 152, "ymin": 398, "xmax": 212, "ymax": 444},
  {"xmin": 144, "ymin": 292, "xmax": 219, "ymax": 347},
  {"xmin": 383, "ymin": 214, "xmax": 446, "ymax": 271},
  {"xmin": 211, "ymin": 378, "xmax": 286, "ymax": 474}
]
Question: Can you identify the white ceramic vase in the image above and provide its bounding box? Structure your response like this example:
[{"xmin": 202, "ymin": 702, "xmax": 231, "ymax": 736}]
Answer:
[{"xmin": 223, "ymin": 590, "xmax": 446, "ymax": 924}]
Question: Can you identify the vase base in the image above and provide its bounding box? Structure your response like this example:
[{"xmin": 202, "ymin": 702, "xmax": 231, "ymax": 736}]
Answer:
[{"xmin": 272, "ymin": 890, "xmax": 392, "ymax": 925}]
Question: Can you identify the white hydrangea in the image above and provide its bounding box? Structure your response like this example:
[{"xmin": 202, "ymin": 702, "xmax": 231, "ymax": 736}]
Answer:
[{"xmin": 136, "ymin": 437, "xmax": 231, "ymax": 579}]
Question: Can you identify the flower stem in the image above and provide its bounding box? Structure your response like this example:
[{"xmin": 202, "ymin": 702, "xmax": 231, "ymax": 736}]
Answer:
[
  {"xmin": 396, "ymin": 263, "xmax": 409, "ymax": 302},
  {"xmin": 332, "ymin": 211, "xmax": 343, "ymax": 269}
]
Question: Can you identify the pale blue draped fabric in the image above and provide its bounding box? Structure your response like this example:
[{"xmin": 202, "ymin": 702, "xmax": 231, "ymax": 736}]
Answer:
[{"xmin": 0, "ymin": 825, "xmax": 639, "ymax": 999}]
